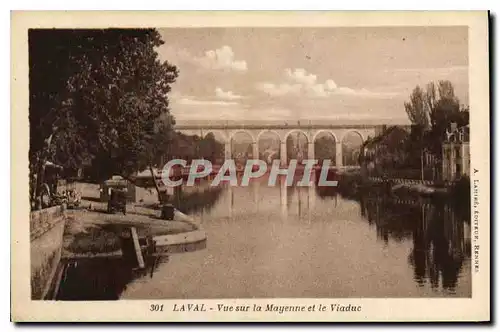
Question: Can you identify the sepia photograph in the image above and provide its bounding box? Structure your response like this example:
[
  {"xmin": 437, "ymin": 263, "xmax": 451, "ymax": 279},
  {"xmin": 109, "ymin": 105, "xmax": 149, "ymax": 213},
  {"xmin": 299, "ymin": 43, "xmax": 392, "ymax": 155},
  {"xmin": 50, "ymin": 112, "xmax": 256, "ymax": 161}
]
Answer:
[{"xmin": 11, "ymin": 11, "xmax": 490, "ymax": 322}]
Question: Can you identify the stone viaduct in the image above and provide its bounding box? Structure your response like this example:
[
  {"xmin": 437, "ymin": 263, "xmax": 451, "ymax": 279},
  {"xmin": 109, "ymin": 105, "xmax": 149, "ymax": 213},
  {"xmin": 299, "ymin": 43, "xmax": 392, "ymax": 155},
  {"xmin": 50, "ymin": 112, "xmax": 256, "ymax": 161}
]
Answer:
[{"xmin": 175, "ymin": 120, "xmax": 385, "ymax": 167}]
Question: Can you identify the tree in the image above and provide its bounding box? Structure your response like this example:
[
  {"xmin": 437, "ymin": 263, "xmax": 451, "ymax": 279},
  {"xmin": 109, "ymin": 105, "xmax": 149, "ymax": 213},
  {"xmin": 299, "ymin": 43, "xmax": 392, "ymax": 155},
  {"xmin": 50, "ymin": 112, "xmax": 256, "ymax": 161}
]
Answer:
[
  {"xmin": 29, "ymin": 29, "xmax": 178, "ymax": 207},
  {"xmin": 198, "ymin": 133, "xmax": 224, "ymax": 163},
  {"xmin": 141, "ymin": 113, "xmax": 176, "ymax": 202},
  {"xmin": 149, "ymin": 113, "xmax": 176, "ymax": 168},
  {"xmin": 402, "ymin": 80, "xmax": 469, "ymax": 180},
  {"xmin": 404, "ymin": 80, "xmax": 470, "ymax": 157},
  {"xmin": 169, "ymin": 132, "xmax": 197, "ymax": 161},
  {"xmin": 314, "ymin": 136, "xmax": 336, "ymax": 163},
  {"xmin": 404, "ymin": 85, "xmax": 431, "ymax": 175},
  {"xmin": 404, "ymin": 85, "xmax": 430, "ymax": 129},
  {"xmin": 425, "ymin": 80, "xmax": 469, "ymax": 157}
]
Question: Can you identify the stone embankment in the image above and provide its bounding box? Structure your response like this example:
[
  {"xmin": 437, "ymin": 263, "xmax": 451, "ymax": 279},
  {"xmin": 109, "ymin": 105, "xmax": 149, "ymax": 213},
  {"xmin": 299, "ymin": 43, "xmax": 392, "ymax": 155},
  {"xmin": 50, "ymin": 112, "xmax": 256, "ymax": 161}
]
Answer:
[
  {"xmin": 30, "ymin": 205, "xmax": 66, "ymax": 300},
  {"xmin": 367, "ymin": 177, "xmax": 450, "ymax": 196},
  {"xmin": 33, "ymin": 182, "xmax": 208, "ymax": 299},
  {"xmin": 64, "ymin": 203, "xmax": 207, "ymax": 259}
]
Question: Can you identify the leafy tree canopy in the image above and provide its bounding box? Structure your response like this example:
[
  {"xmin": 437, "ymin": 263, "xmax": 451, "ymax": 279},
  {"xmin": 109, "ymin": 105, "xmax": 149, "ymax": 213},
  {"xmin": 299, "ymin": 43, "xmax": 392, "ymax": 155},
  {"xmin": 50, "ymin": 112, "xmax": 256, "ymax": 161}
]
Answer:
[
  {"xmin": 29, "ymin": 29, "xmax": 178, "ymax": 202},
  {"xmin": 404, "ymin": 80, "xmax": 469, "ymax": 157}
]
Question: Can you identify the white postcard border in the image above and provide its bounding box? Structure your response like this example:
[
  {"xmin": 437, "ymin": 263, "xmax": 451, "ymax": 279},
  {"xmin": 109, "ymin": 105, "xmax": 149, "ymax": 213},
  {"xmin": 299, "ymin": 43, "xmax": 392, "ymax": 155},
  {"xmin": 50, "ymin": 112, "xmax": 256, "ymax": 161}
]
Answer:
[{"xmin": 11, "ymin": 11, "xmax": 490, "ymax": 322}]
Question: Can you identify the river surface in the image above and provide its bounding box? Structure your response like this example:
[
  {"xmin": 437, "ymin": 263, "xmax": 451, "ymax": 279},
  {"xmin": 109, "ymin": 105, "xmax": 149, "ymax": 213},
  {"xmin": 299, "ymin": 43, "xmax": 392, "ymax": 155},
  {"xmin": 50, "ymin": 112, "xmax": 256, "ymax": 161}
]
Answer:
[{"xmin": 116, "ymin": 175, "xmax": 471, "ymax": 299}]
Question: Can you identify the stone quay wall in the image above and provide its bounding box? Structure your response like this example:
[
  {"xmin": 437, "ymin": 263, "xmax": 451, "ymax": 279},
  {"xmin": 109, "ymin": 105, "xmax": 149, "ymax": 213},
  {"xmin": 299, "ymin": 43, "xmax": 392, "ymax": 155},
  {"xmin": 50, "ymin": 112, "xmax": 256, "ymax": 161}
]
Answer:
[{"xmin": 30, "ymin": 204, "xmax": 66, "ymax": 300}]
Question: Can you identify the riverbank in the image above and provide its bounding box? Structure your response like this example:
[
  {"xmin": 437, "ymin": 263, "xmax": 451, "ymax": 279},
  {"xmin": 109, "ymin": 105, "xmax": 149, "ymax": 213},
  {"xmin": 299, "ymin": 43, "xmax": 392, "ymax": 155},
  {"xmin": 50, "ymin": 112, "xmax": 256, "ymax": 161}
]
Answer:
[
  {"xmin": 367, "ymin": 177, "xmax": 450, "ymax": 197},
  {"xmin": 44, "ymin": 193, "xmax": 208, "ymax": 300},
  {"xmin": 63, "ymin": 202, "xmax": 204, "ymax": 257},
  {"xmin": 48, "ymin": 174, "xmax": 471, "ymax": 300},
  {"xmin": 337, "ymin": 171, "xmax": 469, "ymax": 201},
  {"xmin": 116, "ymin": 172, "xmax": 471, "ymax": 299}
]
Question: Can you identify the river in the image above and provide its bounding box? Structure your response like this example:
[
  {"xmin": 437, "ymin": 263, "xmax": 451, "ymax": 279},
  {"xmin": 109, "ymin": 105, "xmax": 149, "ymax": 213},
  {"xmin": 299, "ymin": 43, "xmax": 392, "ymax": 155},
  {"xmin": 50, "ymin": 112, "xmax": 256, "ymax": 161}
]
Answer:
[{"xmin": 116, "ymin": 174, "xmax": 471, "ymax": 299}]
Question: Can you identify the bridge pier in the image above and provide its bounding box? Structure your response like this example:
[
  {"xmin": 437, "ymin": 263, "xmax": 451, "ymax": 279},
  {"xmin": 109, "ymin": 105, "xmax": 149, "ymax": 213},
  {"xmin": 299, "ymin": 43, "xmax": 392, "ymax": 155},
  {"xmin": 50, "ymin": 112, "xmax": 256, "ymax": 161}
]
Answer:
[
  {"xmin": 308, "ymin": 184, "xmax": 316, "ymax": 209},
  {"xmin": 175, "ymin": 122, "xmax": 379, "ymax": 167},
  {"xmin": 280, "ymin": 177, "xmax": 288, "ymax": 218},
  {"xmin": 252, "ymin": 141, "xmax": 258, "ymax": 160},
  {"xmin": 224, "ymin": 141, "xmax": 232, "ymax": 160},
  {"xmin": 280, "ymin": 141, "xmax": 287, "ymax": 166},
  {"xmin": 335, "ymin": 141, "xmax": 343, "ymax": 167},
  {"xmin": 227, "ymin": 185, "xmax": 233, "ymax": 218},
  {"xmin": 307, "ymin": 142, "xmax": 315, "ymax": 160}
]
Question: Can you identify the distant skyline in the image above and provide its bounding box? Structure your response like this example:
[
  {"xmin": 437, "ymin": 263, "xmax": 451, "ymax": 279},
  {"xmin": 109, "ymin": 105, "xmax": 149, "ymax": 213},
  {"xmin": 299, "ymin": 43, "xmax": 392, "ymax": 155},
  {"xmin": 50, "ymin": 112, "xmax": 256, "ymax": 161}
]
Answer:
[{"xmin": 157, "ymin": 27, "xmax": 468, "ymax": 124}]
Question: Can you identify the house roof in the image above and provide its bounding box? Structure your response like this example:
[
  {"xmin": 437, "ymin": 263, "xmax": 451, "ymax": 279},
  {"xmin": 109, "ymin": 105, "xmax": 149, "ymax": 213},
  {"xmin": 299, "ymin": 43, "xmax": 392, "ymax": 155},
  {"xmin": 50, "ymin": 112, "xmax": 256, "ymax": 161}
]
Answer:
[{"xmin": 364, "ymin": 125, "xmax": 409, "ymax": 148}]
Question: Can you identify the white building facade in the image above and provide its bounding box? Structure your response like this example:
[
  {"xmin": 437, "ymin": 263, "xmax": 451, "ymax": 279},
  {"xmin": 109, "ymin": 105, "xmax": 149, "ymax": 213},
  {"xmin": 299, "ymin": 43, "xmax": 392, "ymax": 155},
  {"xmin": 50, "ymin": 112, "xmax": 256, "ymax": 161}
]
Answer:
[{"xmin": 442, "ymin": 125, "xmax": 470, "ymax": 181}]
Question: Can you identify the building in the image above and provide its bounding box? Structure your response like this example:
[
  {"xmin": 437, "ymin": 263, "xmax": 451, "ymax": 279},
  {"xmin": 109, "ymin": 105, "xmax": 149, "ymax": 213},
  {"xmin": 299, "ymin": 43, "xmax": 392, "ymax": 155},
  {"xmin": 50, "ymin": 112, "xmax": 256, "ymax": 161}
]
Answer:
[
  {"xmin": 361, "ymin": 125, "xmax": 411, "ymax": 177},
  {"xmin": 442, "ymin": 124, "xmax": 470, "ymax": 181}
]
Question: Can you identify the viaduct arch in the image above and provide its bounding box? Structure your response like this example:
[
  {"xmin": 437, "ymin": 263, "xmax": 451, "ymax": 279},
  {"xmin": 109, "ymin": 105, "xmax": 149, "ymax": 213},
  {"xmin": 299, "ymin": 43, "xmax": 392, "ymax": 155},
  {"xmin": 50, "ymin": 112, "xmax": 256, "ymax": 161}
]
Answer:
[{"xmin": 175, "ymin": 121, "xmax": 381, "ymax": 167}]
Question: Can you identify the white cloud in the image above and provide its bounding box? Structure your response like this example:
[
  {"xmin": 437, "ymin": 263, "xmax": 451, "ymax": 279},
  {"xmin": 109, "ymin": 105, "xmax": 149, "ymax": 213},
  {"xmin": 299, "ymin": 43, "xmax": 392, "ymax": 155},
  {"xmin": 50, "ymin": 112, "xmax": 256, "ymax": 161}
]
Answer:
[
  {"xmin": 256, "ymin": 82, "xmax": 302, "ymax": 96},
  {"xmin": 325, "ymin": 79, "xmax": 338, "ymax": 90},
  {"xmin": 285, "ymin": 68, "xmax": 317, "ymax": 86},
  {"xmin": 257, "ymin": 68, "xmax": 397, "ymax": 99},
  {"xmin": 309, "ymin": 84, "xmax": 327, "ymax": 97},
  {"xmin": 215, "ymin": 87, "xmax": 243, "ymax": 100},
  {"xmin": 335, "ymin": 87, "xmax": 356, "ymax": 95},
  {"xmin": 331, "ymin": 87, "xmax": 399, "ymax": 98},
  {"xmin": 175, "ymin": 97, "xmax": 239, "ymax": 107},
  {"xmin": 170, "ymin": 91, "xmax": 241, "ymax": 106},
  {"xmin": 170, "ymin": 93, "xmax": 244, "ymax": 121},
  {"xmin": 158, "ymin": 45, "xmax": 247, "ymax": 72},
  {"xmin": 196, "ymin": 45, "xmax": 247, "ymax": 72}
]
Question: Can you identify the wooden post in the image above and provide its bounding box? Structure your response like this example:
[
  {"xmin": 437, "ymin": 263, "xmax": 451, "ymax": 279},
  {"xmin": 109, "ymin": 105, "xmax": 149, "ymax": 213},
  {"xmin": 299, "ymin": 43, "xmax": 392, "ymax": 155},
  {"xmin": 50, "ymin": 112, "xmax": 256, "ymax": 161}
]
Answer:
[
  {"xmin": 149, "ymin": 165, "xmax": 162, "ymax": 204},
  {"xmin": 130, "ymin": 227, "xmax": 145, "ymax": 269},
  {"xmin": 421, "ymin": 150, "xmax": 424, "ymax": 181}
]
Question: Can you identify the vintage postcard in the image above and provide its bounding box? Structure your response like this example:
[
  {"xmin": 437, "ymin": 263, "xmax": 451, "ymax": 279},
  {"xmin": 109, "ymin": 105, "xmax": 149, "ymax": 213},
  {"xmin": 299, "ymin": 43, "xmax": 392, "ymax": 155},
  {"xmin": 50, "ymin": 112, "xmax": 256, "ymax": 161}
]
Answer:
[{"xmin": 11, "ymin": 11, "xmax": 490, "ymax": 322}]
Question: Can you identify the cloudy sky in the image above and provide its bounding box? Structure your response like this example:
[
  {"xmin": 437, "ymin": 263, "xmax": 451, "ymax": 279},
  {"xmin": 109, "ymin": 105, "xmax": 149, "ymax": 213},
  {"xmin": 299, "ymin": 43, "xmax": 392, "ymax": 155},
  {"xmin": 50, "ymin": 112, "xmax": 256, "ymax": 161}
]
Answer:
[{"xmin": 157, "ymin": 27, "xmax": 468, "ymax": 124}]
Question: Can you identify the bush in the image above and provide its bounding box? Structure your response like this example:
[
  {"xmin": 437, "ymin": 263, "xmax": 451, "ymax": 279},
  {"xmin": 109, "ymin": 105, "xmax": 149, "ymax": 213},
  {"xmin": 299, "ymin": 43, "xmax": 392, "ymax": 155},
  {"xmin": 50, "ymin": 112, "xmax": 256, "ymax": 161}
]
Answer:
[
  {"xmin": 450, "ymin": 175, "xmax": 471, "ymax": 217},
  {"xmin": 452, "ymin": 175, "xmax": 470, "ymax": 196},
  {"xmin": 67, "ymin": 226, "xmax": 121, "ymax": 254}
]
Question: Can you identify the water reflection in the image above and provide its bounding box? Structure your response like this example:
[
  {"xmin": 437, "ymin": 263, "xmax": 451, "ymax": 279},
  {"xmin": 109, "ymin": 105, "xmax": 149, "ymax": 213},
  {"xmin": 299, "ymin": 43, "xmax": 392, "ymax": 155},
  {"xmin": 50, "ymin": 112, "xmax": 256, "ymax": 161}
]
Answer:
[
  {"xmin": 59, "ymin": 174, "xmax": 471, "ymax": 299},
  {"xmin": 359, "ymin": 195, "xmax": 471, "ymax": 292},
  {"xmin": 219, "ymin": 176, "xmax": 316, "ymax": 221},
  {"xmin": 172, "ymin": 184, "xmax": 224, "ymax": 215},
  {"xmin": 186, "ymin": 175, "xmax": 470, "ymax": 296},
  {"xmin": 56, "ymin": 255, "xmax": 170, "ymax": 300}
]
